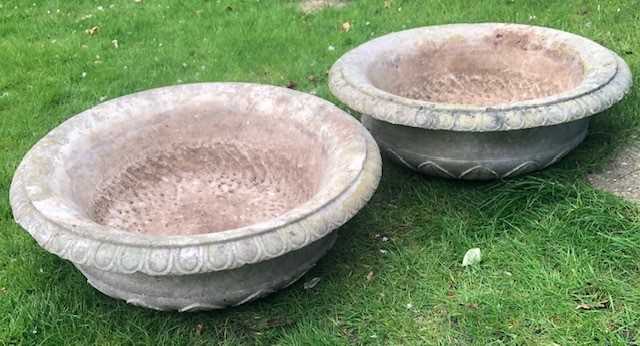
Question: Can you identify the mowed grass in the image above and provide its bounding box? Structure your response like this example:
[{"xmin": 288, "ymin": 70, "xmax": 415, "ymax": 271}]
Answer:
[{"xmin": 1, "ymin": 0, "xmax": 640, "ymax": 344}]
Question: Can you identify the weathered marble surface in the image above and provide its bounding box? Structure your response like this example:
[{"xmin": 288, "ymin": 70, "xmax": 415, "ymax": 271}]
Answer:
[
  {"xmin": 10, "ymin": 83, "xmax": 382, "ymax": 311},
  {"xmin": 330, "ymin": 23, "xmax": 632, "ymax": 180}
]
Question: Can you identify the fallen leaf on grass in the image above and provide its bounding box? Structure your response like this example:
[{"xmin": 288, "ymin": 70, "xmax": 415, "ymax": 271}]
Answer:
[
  {"xmin": 465, "ymin": 303, "xmax": 479, "ymax": 309},
  {"xmin": 85, "ymin": 26, "xmax": 99, "ymax": 36},
  {"xmin": 340, "ymin": 21, "xmax": 352, "ymax": 32},
  {"xmin": 462, "ymin": 248, "xmax": 481, "ymax": 267},
  {"xmin": 195, "ymin": 323, "xmax": 205, "ymax": 335},
  {"xmin": 366, "ymin": 271, "xmax": 374, "ymax": 281},
  {"xmin": 373, "ymin": 233, "xmax": 390, "ymax": 242},
  {"xmin": 304, "ymin": 277, "xmax": 321, "ymax": 289},
  {"xmin": 384, "ymin": 0, "xmax": 392, "ymax": 8},
  {"xmin": 576, "ymin": 300, "xmax": 610, "ymax": 310}
]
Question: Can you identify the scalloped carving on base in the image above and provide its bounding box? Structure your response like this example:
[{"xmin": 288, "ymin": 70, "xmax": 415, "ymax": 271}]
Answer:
[
  {"xmin": 382, "ymin": 130, "xmax": 585, "ymax": 180},
  {"xmin": 365, "ymin": 112, "xmax": 589, "ymax": 180},
  {"xmin": 77, "ymin": 232, "xmax": 335, "ymax": 311}
]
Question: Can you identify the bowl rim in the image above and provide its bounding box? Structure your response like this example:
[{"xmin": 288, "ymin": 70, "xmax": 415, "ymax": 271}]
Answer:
[
  {"xmin": 10, "ymin": 83, "xmax": 382, "ymax": 275},
  {"xmin": 329, "ymin": 23, "xmax": 632, "ymax": 132}
]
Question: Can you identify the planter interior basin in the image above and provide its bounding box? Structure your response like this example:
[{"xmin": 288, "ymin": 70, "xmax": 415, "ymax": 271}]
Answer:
[
  {"xmin": 330, "ymin": 23, "xmax": 632, "ymax": 180},
  {"xmin": 10, "ymin": 83, "xmax": 382, "ymax": 310}
]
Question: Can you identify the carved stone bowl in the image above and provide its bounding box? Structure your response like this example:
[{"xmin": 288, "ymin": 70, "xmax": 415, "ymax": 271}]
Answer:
[
  {"xmin": 10, "ymin": 83, "xmax": 381, "ymax": 311},
  {"xmin": 330, "ymin": 23, "xmax": 632, "ymax": 180}
]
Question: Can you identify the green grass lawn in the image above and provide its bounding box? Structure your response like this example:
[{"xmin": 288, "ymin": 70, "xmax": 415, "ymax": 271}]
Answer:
[{"xmin": 1, "ymin": 0, "xmax": 640, "ymax": 344}]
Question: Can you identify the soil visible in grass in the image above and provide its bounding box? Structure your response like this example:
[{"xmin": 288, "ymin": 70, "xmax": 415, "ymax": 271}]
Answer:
[{"xmin": 299, "ymin": 0, "xmax": 348, "ymax": 14}]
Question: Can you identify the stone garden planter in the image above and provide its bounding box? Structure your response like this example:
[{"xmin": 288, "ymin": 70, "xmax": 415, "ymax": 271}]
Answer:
[
  {"xmin": 330, "ymin": 23, "xmax": 632, "ymax": 180},
  {"xmin": 10, "ymin": 83, "xmax": 381, "ymax": 311}
]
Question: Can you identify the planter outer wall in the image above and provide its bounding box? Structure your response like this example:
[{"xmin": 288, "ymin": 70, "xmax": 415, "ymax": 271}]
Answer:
[
  {"xmin": 77, "ymin": 233, "xmax": 336, "ymax": 311},
  {"xmin": 363, "ymin": 115, "xmax": 589, "ymax": 180}
]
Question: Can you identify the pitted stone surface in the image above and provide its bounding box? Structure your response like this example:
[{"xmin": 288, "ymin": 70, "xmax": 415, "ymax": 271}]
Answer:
[
  {"xmin": 395, "ymin": 70, "xmax": 575, "ymax": 107},
  {"xmin": 375, "ymin": 29, "xmax": 584, "ymax": 107},
  {"xmin": 92, "ymin": 141, "xmax": 322, "ymax": 235}
]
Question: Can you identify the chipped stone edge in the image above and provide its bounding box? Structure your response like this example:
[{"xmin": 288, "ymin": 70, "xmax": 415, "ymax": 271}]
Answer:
[
  {"xmin": 329, "ymin": 23, "xmax": 633, "ymax": 132},
  {"xmin": 9, "ymin": 84, "xmax": 383, "ymax": 277}
]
